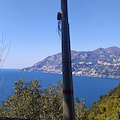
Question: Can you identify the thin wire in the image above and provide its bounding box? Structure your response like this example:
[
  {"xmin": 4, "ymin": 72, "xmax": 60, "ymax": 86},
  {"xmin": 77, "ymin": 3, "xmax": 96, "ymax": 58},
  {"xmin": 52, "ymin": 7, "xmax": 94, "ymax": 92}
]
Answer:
[{"xmin": 57, "ymin": 20, "xmax": 62, "ymax": 39}]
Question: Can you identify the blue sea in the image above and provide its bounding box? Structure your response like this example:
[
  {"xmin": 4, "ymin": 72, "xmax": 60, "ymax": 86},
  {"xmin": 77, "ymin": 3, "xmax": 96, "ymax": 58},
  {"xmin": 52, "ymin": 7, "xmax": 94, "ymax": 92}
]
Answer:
[{"xmin": 0, "ymin": 69, "xmax": 119, "ymax": 108}]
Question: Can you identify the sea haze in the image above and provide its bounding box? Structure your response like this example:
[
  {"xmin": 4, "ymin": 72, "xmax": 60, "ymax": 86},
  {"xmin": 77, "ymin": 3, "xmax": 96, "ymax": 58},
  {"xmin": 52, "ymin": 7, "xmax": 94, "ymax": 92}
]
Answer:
[{"xmin": 0, "ymin": 69, "xmax": 119, "ymax": 108}]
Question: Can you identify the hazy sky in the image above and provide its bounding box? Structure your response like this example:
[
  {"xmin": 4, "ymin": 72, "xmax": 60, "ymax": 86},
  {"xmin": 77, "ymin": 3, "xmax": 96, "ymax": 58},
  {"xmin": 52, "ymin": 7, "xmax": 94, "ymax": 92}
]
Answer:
[{"xmin": 0, "ymin": 0, "xmax": 120, "ymax": 69}]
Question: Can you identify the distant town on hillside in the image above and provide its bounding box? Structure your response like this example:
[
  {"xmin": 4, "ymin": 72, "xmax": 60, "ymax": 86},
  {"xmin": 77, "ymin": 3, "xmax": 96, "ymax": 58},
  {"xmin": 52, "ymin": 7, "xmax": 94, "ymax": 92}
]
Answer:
[{"xmin": 22, "ymin": 46, "xmax": 120, "ymax": 79}]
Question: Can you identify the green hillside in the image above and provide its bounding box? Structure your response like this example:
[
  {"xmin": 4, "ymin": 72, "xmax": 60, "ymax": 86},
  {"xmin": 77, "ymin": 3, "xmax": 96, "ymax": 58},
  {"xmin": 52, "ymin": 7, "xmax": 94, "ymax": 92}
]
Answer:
[{"xmin": 88, "ymin": 83, "xmax": 120, "ymax": 120}]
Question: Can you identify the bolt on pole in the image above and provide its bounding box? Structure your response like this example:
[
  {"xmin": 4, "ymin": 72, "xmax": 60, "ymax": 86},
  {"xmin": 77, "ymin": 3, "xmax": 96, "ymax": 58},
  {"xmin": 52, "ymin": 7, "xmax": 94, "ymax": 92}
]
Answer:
[{"xmin": 61, "ymin": 0, "xmax": 75, "ymax": 119}]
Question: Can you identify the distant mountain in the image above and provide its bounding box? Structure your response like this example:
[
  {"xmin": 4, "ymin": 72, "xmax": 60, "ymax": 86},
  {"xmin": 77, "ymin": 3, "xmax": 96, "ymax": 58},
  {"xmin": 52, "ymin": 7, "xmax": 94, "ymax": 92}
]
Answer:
[{"xmin": 22, "ymin": 46, "xmax": 120, "ymax": 78}]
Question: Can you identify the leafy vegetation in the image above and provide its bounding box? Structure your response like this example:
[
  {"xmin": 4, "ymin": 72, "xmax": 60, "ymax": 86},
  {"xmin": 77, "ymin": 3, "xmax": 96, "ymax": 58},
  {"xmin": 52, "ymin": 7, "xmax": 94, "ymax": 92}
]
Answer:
[
  {"xmin": 88, "ymin": 84, "xmax": 120, "ymax": 120},
  {"xmin": 0, "ymin": 78, "xmax": 63, "ymax": 120},
  {"xmin": 75, "ymin": 97, "xmax": 89, "ymax": 120},
  {"xmin": 0, "ymin": 78, "xmax": 120, "ymax": 120}
]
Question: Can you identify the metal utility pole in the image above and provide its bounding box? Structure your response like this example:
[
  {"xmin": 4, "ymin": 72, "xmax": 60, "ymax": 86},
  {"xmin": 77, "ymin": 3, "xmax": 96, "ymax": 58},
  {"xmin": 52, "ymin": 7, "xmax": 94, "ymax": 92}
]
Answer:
[{"xmin": 58, "ymin": 0, "xmax": 75, "ymax": 119}]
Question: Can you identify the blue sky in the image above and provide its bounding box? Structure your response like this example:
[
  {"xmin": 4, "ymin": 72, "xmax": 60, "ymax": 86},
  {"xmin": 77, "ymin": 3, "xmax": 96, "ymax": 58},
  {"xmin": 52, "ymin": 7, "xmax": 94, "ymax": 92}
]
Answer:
[{"xmin": 0, "ymin": 0, "xmax": 120, "ymax": 69}]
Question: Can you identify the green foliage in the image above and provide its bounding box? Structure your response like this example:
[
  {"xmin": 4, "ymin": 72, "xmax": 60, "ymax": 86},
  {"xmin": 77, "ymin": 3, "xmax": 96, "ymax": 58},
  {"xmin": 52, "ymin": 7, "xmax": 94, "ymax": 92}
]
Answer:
[
  {"xmin": 41, "ymin": 81, "xmax": 63, "ymax": 120},
  {"xmin": 0, "ymin": 78, "xmax": 63, "ymax": 120},
  {"xmin": 75, "ymin": 97, "xmax": 89, "ymax": 120},
  {"xmin": 88, "ymin": 84, "xmax": 120, "ymax": 120},
  {"xmin": 0, "ymin": 78, "xmax": 42, "ymax": 119},
  {"xmin": 2, "ymin": 77, "xmax": 120, "ymax": 120},
  {"xmin": 89, "ymin": 97, "xmax": 120, "ymax": 120}
]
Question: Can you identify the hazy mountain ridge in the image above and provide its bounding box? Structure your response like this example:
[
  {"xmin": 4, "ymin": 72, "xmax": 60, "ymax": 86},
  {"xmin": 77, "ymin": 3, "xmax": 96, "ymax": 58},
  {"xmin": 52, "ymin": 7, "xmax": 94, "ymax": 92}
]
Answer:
[{"xmin": 22, "ymin": 46, "xmax": 120, "ymax": 78}]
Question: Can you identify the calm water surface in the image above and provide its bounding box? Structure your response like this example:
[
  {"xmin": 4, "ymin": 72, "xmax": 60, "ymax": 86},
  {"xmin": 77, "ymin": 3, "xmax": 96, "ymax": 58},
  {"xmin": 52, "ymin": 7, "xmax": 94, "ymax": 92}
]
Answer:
[{"xmin": 0, "ymin": 69, "xmax": 119, "ymax": 108}]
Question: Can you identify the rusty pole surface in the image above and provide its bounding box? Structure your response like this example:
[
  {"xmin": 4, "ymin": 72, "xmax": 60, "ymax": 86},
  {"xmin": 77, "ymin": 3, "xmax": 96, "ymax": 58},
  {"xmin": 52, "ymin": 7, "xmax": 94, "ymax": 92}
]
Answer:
[{"xmin": 61, "ymin": 0, "xmax": 75, "ymax": 120}]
